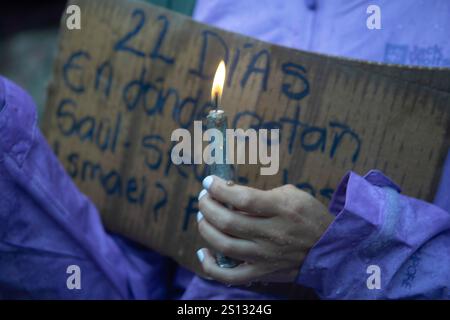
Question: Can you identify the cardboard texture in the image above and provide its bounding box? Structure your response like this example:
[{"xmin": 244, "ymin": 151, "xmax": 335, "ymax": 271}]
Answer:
[{"xmin": 43, "ymin": 0, "xmax": 450, "ymax": 272}]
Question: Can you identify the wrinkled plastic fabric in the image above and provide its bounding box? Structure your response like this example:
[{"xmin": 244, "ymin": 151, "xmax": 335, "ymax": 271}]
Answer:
[
  {"xmin": 0, "ymin": 76, "xmax": 280, "ymax": 299},
  {"xmin": 0, "ymin": 76, "xmax": 155, "ymax": 299},
  {"xmin": 298, "ymin": 171, "xmax": 450, "ymax": 299}
]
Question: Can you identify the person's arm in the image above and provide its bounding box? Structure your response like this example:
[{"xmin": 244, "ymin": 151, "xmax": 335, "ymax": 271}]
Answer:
[
  {"xmin": 0, "ymin": 76, "xmax": 174, "ymax": 299},
  {"xmin": 196, "ymin": 172, "xmax": 450, "ymax": 299},
  {"xmin": 298, "ymin": 170, "xmax": 450, "ymax": 299}
]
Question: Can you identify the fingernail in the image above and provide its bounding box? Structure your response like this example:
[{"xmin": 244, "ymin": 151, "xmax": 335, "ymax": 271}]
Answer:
[
  {"xmin": 198, "ymin": 189, "xmax": 207, "ymax": 200},
  {"xmin": 196, "ymin": 249, "xmax": 205, "ymax": 263},
  {"xmin": 197, "ymin": 211, "xmax": 203, "ymax": 222},
  {"xmin": 202, "ymin": 175, "xmax": 214, "ymax": 190}
]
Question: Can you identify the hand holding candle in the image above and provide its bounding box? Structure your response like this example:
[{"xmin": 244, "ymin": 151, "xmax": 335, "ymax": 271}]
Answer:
[{"xmin": 197, "ymin": 176, "xmax": 334, "ymax": 285}]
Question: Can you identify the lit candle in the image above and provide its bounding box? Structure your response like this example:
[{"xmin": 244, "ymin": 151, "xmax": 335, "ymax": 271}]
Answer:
[{"xmin": 206, "ymin": 60, "xmax": 240, "ymax": 268}]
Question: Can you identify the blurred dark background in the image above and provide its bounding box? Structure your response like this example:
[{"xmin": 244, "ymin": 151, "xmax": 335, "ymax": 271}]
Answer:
[
  {"xmin": 0, "ymin": 1, "xmax": 66, "ymax": 37},
  {"xmin": 0, "ymin": 0, "xmax": 195, "ymax": 121}
]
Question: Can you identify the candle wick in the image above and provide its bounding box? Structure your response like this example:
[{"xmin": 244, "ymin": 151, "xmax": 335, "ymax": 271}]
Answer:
[{"xmin": 214, "ymin": 92, "xmax": 219, "ymax": 110}]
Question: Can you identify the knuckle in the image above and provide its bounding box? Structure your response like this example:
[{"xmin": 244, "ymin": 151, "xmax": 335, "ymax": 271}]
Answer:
[
  {"xmin": 238, "ymin": 192, "xmax": 253, "ymax": 209},
  {"xmin": 273, "ymin": 234, "xmax": 292, "ymax": 246},
  {"xmin": 220, "ymin": 214, "xmax": 235, "ymax": 232},
  {"xmin": 250, "ymin": 247, "xmax": 266, "ymax": 261},
  {"xmin": 277, "ymin": 185, "xmax": 305, "ymax": 214},
  {"xmin": 220, "ymin": 239, "xmax": 234, "ymax": 256},
  {"xmin": 282, "ymin": 184, "xmax": 297, "ymax": 193},
  {"xmin": 290, "ymin": 199, "xmax": 304, "ymax": 214}
]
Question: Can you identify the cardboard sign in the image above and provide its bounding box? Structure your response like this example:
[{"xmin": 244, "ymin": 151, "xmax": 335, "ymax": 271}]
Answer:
[{"xmin": 43, "ymin": 0, "xmax": 450, "ymax": 272}]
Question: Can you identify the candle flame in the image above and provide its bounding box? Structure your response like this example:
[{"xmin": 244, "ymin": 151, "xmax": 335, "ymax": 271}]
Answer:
[{"xmin": 211, "ymin": 60, "xmax": 226, "ymax": 106}]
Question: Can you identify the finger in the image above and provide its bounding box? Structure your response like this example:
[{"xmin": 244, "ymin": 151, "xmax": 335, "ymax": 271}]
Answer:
[
  {"xmin": 196, "ymin": 248, "xmax": 263, "ymax": 285},
  {"xmin": 199, "ymin": 193, "xmax": 265, "ymax": 239},
  {"xmin": 198, "ymin": 218, "xmax": 262, "ymax": 262},
  {"xmin": 202, "ymin": 175, "xmax": 278, "ymax": 217}
]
